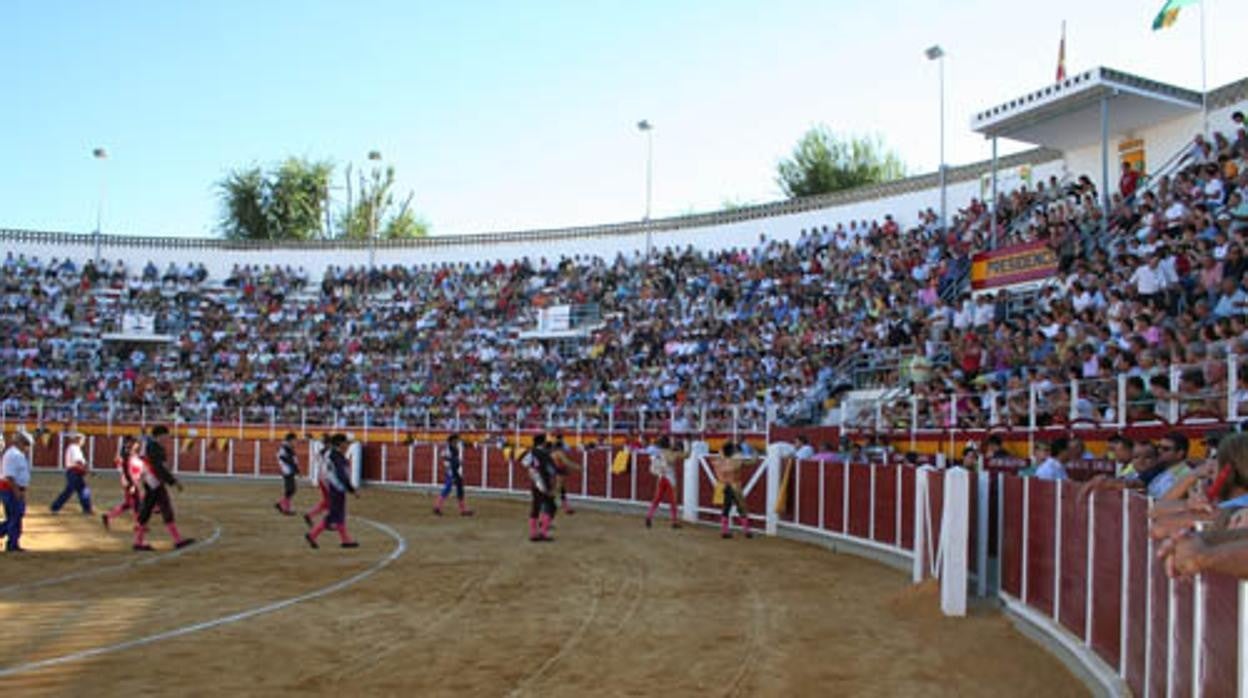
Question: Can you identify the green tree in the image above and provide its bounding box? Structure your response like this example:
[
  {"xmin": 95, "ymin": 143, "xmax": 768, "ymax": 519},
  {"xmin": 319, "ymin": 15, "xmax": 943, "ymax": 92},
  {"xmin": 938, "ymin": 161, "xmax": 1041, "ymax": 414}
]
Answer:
[
  {"xmin": 216, "ymin": 157, "xmax": 332, "ymax": 241},
  {"xmin": 217, "ymin": 167, "xmax": 268, "ymax": 241},
  {"xmin": 338, "ymin": 163, "xmax": 430, "ymax": 240},
  {"xmin": 776, "ymin": 126, "xmax": 907, "ymax": 199},
  {"xmin": 269, "ymin": 158, "xmax": 333, "ymax": 240}
]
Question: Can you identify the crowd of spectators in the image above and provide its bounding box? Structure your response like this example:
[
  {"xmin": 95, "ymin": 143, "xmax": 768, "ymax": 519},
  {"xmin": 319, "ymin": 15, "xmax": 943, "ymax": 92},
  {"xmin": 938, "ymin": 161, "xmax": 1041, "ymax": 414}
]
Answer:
[
  {"xmin": 1, "ymin": 198, "xmax": 985, "ymax": 430},
  {"xmin": 2, "ymin": 116, "xmax": 1246, "ymax": 437},
  {"xmin": 877, "ymin": 118, "xmax": 1248, "ymax": 430}
]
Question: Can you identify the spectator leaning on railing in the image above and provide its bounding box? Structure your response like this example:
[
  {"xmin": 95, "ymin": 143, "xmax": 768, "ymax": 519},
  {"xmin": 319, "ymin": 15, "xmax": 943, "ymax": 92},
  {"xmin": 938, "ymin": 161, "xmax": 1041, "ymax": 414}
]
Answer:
[{"xmin": 1156, "ymin": 432, "xmax": 1248, "ymax": 578}]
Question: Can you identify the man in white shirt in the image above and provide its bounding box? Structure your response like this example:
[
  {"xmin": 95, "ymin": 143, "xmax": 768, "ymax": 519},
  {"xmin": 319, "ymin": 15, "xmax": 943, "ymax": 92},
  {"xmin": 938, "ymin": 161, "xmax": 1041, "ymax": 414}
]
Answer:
[
  {"xmin": 0, "ymin": 431, "xmax": 34, "ymax": 552},
  {"xmin": 1213, "ymin": 277, "xmax": 1248, "ymax": 318},
  {"xmin": 1032, "ymin": 439, "xmax": 1068, "ymax": 481},
  {"xmin": 1129, "ymin": 255, "xmax": 1166, "ymax": 309},
  {"xmin": 973, "ymin": 295, "xmax": 994, "ymax": 327},
  {"xmin": 794, "ymin": 435, "xmax": 816, "ymax": 460},
  {"xmin": 51, "ymin": 432, "xmax": 93, "ymax": 515},
  {"xmin": 1164, "ymin": 197, "xmax": 1188, "ymax": 227}
]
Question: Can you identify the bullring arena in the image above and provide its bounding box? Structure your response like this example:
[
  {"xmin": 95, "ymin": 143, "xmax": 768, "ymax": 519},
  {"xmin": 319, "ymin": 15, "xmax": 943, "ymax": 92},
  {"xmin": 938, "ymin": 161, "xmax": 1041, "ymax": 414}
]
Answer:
[{"xmin": 4, "ymin": 8, "xmax": 1248, "ymax": 694}]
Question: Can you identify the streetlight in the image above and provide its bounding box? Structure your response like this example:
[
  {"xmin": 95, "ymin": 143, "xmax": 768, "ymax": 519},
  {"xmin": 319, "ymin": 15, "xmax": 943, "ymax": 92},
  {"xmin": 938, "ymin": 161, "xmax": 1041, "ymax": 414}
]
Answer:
[
  {"xmin": 636, "ymin": 119, "xmax": 654, "ymax": 261},
  {"xmin": 367, "ymin": 150, "xmax": 381, "ymax": 271},
  {"xmin": 92, "ymin": 147, "xmax": 108, "ymax": 265},
  {"xmin": 924, "ymin": 45, "xmax": 946, "ymax": 235}
]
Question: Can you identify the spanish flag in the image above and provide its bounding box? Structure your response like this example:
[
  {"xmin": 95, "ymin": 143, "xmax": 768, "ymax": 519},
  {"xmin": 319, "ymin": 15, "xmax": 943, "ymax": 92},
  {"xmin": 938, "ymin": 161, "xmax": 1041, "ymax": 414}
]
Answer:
[{"xmin": 1152, "ymin": 0, "xmax": 1197, "ymax": 30}]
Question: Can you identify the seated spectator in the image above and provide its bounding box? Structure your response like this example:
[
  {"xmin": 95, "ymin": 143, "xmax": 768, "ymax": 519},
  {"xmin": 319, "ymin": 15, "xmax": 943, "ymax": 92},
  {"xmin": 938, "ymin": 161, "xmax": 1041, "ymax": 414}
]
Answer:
[
  {"xmin": 1032, "ymin": 439, "xmax": 1068, "ymax": 481},
  {"xmin": 793, "ymin": 434, "xmax": 815, "ymax": 460},
  {"xmin": 1157, "ymin": 432, "xmax": 1248, "ymax": 577}
]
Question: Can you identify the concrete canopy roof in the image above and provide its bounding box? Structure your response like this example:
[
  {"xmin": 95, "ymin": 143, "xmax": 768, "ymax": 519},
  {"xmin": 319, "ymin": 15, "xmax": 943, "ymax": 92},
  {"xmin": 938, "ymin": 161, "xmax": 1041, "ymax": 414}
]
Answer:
[{"xmin": 971, "ymin": 67, "xmax": 1202, "ymax": 150}]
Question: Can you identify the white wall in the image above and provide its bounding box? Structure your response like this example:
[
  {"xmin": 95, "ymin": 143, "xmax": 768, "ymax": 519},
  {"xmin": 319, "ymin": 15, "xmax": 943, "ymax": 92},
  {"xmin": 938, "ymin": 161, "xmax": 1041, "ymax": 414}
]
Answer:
[
  {"xmin": 1063, "ymin": 100, "xmax": 1244, "ymax": 187},
  {"xmin": 3, "ymin": 159, "xmax": 1064, "ymax": 281}
]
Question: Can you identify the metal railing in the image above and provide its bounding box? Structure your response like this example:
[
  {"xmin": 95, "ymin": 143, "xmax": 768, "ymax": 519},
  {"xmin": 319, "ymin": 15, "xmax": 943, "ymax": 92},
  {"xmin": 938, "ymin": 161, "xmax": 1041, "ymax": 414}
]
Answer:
[
  {"xmin": 0, "ymin": 400, "xmax": 779, "ymax": 445},
  {"xmin": 834, "ymin": 354, "xmax": 1242, "ymax": 450}
]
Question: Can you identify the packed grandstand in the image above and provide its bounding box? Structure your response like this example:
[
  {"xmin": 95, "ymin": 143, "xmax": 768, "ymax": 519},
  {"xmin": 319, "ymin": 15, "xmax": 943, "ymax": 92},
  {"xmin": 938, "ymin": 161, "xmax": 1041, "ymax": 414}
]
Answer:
[
  {"xmin": 1, "ymin": 51, "xmax": 1248, "ymax": 698},
  {"xmin": 3, "ymin": 115, "xmax": 1247, "ymax": 441}
]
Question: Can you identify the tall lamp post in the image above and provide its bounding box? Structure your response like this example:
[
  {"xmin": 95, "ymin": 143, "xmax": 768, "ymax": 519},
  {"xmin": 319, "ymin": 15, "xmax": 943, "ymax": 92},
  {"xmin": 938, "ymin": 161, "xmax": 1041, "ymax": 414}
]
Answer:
[
  {"xmin": 924, "ymin": 45, "xmax": 946, "ymax": 235},
  {"xmin": 637, "ymin": 119, "xmax": 654, "ymax": 261},
  {"xmin": 93, "ymin": 147, "xmax": 108, "ymax": 265},
  {"xmin": 367, "ymin": 149, "xmax": 382, "ymax": 271}
]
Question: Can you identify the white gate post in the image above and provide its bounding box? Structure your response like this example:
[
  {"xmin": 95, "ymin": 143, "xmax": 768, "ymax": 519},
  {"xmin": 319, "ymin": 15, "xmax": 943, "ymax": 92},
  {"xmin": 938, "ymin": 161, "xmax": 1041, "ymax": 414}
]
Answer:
[
  {"xmin": 1239, "ymin": 580, "xmax": 1248, "ymax": 698},
  {"xmin": 913, "ymin": 466, "xmax": 931, "ymax": 584},
  {"xmin": 976, "ymin": 470, "xmax": 990, "ymax": 597},
  {"xmin": 758, "ymin": 449, "xmax": 778, "ymax": 536},
  {"xmin": 683, "ymin": 441, "xmax": 708, "ymax": 524},
  {"xmin": 940, "ymin": 467, "xmax": 970, "ymax": 617}
]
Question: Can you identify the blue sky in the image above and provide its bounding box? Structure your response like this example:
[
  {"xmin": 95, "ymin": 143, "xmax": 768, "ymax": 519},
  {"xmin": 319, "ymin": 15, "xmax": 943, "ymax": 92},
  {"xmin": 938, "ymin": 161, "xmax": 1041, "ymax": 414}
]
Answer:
[{"xmin": 1, "ymin": 0, "xmax": 1244, "ymax": 237}]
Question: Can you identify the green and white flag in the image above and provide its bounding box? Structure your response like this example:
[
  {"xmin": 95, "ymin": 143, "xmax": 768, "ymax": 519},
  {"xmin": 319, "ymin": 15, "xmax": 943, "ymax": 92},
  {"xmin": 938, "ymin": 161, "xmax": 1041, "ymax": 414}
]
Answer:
[{"xmin": 1152, "ymin": 0, "xmax": 1198, "ymax": 30}]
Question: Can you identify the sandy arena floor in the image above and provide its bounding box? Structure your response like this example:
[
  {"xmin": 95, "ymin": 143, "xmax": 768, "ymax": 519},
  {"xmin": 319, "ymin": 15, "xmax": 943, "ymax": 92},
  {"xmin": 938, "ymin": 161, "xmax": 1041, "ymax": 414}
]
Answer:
[{"xmin": 0, "ymin": 472, "xmax": 1087, "ymax": 697}]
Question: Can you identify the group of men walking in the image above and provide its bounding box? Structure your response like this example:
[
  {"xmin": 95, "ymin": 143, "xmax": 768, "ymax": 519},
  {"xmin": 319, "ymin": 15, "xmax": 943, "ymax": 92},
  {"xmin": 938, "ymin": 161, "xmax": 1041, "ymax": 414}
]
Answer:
[
  {"xmin": 7, "ymin": 426, "xmax": 759, "ymax": 553},
  {"xmin": 0, "ymin": 426, "xmax": 196, "ymax": 553}
]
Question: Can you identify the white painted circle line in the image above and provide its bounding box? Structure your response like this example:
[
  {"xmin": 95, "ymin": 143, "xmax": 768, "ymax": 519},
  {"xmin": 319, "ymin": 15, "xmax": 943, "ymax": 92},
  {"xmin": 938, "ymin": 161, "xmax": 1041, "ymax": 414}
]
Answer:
[
  {"xmin": 0, "ymin": 517, "xmax": 407, "ymax": 678},
  {"xmin": 0, "ymin": 515, "xmax": 225, "ymax": 595}
]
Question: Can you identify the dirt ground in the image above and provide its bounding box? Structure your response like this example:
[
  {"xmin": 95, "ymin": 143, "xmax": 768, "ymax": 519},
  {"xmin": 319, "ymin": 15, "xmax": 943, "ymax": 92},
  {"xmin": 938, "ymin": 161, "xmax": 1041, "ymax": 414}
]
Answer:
[{"xmin": 0, "ymin": 472, "xmax": 1087, "ymax": 697}]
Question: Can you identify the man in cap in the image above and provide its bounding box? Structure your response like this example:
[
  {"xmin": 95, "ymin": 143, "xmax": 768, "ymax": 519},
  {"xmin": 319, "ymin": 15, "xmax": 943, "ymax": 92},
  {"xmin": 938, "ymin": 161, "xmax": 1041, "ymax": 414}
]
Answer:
[{"xmin": 51, "ymin": 432, "xmax": 93, "ymax": 515}]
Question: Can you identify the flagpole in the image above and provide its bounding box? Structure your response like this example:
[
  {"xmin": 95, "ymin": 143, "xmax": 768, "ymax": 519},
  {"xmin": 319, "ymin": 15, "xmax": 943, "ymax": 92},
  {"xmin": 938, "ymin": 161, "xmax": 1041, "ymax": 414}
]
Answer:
[
  {"xmin": 1057, "ymin": 20, "xmax": 1066, "ymax": 82},
  {"xmin": 1199, "ymin": 0, "xmax": 1208, "ymax": 139}
]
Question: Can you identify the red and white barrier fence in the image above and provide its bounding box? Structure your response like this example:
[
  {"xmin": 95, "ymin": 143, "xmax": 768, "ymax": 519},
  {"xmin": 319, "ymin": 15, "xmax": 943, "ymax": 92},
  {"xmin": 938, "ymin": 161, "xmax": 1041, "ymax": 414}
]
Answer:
[
  {"xmin": 1000, "ymin": 476, "xmax": 1244, "ymax": 697},
  {"xmin": 26, "ymin": 434, "xmax": 1248, "ymax": 696}
]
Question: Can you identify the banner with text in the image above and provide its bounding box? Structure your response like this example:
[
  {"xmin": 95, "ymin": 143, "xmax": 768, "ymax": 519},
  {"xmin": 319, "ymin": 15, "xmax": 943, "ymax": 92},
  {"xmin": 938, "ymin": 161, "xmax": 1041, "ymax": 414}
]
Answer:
[{"xmin": 970, "ymin": 240, "xmax": 1057, "ymax": 291}]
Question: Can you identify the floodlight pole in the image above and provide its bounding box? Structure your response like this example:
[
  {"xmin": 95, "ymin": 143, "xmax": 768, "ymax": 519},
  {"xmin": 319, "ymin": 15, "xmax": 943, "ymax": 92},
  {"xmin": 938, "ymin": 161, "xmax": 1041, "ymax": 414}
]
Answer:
[
  {"xmin": 939, "ymin": 53, "xmax": 946, "ymax": 235},
  {"xmin": 367, "ymin": 150, "xmax": 382, "ymax": 271},
  {"xmin": 637, "ymin": 119, "xmax": 654, "ymax": 262},
  {"xmin": 925, "ymin": 45, "xmax": 947, "ymax": 235},
  {"xmin": 93, "ymin": 147, "xmax": 108, "ymax": 265}
]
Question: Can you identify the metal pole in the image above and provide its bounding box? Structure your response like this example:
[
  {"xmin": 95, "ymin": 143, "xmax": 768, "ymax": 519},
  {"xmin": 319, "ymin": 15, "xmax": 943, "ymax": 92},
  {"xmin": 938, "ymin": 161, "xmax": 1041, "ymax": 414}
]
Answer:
[
  {"xmin": 643, "ymin": 126, "xmax": 653, "ymax": 222},
  {"xmin": 990, "ymin": 135, "xmax": 999, "ymax": 249},
  {"xmin": 1229, "ymin": 354, "xmax": 1240, "ymax": 422},
  {"xmin": 369, "ymin": 204, "xmax": 377, "ymax": 270},
  {"xmin": 939, "ymin": 53, "xmax": 947, "ymax": 234},
  {"xmin": 93, "ymin": 147, "xmax": 107, "ymax": 265},
  {"xmin": 1199, "ymin": 0, "xmax": 1209, "ymax": 140},
  {"xmin": 638, "ymin": 119, "xmax": 654, "ymax": 263},
  {"xmin": 367, "ymin": 150, "xmax": 381, "ymax": 271},
  {"xmin": 1100, "ymin": 94, "xmax": 1110, "ymax": 237}
]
